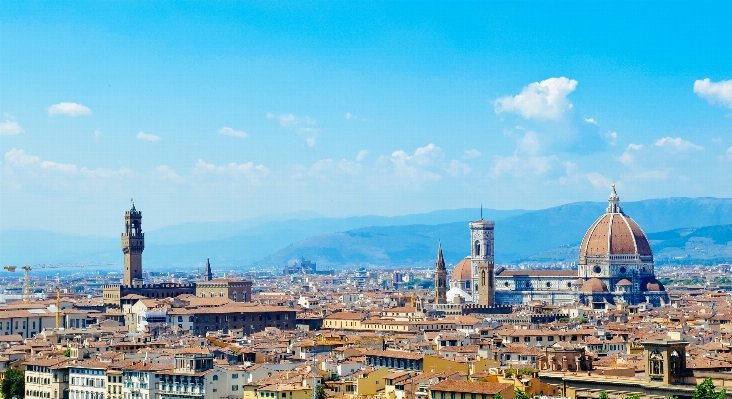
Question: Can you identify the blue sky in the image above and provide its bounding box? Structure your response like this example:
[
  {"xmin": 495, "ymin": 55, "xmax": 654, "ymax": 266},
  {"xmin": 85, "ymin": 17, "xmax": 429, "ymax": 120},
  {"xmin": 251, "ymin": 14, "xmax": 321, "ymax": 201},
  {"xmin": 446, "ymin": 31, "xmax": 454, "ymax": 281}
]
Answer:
[{"xmin": 2, "ymin": 1, "xmax": 731, "ymax": 236}]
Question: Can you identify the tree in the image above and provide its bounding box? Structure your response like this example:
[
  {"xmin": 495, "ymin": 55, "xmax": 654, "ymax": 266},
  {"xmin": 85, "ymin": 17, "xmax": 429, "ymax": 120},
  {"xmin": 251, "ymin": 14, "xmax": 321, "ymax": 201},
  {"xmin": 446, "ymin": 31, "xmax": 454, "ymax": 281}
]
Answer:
[
  {"xmin": 693, "ymin": 378, "xmax": 726, "ymax": 399},
  {"xmin": 599, "ymin": 392, "xmax": 609, "ymax": 399},
  {"xmin": 515, "ymin": 388, "xmax": 530, "ymax": 399},
  {"xmin": 315, "ymin": 384, "xmax": 327, "ymax": 399},
  {"xmin": 1, "ymin": 366, "xmax": 24, "ymax": 399},
  {"xmin": 494, "ymin": 393, "xmax": 503, "ymax": 399},
  {"xmin": 63, "ymin": 349, "xmax": 71, "ymax": 357}
]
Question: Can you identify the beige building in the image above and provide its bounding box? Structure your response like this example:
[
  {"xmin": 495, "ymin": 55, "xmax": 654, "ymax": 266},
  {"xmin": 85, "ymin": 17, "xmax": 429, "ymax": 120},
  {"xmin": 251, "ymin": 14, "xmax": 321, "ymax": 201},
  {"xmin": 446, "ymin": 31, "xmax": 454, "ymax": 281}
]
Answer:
[
  {"xmin": 24, "ymin": 358, "xmax": 71, "ymax": 399},
  {"xmin": 0, "ymin": 309, "xmax": 63, "ymax": 339},
  {"xmin": 540, "ymin": 340, "xmax": 732, "ymax": 399},
  {"xmin": 195, "ymin": 279, "xmax": 252, "ymax": 302}
]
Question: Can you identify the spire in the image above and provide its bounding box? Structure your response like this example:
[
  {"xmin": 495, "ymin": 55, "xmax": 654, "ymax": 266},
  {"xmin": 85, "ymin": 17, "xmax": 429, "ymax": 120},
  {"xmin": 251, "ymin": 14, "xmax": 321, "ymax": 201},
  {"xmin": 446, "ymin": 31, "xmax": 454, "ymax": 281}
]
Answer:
[
  {"xmin": 607, "ymin": 183, "xmax": 622, "ymax": 214},
  {"xmin": 435, "ymin": 242, "xmax": 446, "ymax": 271},
  {"xmin": 480, "ymin": 203, "xmax": 483, "ymax": 220},
  {"xmin": 204, "ymin": 258, "xmax": 213, "ymax": 281},
  {"xmin": 130, "ymin": 198, "xmax": 136, "ymax": 212}
]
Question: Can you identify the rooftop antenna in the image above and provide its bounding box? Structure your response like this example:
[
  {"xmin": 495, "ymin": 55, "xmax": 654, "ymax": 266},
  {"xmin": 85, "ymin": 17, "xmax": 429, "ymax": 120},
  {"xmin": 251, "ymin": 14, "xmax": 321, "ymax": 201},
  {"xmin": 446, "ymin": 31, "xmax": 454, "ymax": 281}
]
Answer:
[{"xmin": 480, "ymin": 203, "xmax": 483, "ymax": 219}]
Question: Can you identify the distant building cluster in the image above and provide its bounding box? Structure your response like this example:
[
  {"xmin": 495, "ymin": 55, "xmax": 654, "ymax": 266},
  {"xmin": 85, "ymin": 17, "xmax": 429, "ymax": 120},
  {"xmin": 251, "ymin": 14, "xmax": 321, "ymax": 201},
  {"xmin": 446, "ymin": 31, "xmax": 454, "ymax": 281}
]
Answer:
[{"xmin": 1, "ymin": 190, "xmax": 731, "ymax": 399}]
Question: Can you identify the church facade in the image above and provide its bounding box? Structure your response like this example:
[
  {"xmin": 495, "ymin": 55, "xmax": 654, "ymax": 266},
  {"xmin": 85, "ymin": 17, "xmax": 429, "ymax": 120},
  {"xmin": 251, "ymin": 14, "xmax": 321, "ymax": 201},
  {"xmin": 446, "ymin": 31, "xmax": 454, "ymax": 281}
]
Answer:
[{"xmin": 437, "ymin": 186, "xmax": 669, "ymax": 310}]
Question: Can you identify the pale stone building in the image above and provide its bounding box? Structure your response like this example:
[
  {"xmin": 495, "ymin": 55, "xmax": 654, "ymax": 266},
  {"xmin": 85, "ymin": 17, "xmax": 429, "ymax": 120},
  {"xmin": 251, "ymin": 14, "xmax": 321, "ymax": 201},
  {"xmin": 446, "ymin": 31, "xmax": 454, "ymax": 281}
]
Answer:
[{"xmin": 439, "ymin": 186, "xmax": 669, "ymax": 308}]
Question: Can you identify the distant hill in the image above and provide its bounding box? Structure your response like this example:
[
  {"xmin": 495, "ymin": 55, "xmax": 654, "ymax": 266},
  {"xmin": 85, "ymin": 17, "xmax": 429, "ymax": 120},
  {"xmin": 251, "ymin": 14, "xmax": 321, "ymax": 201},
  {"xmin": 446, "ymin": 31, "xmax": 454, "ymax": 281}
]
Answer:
[
  {"xmin": 526, "ymin": 224, "xmax": 732, "ymax": 265},
  {"xmin": 258, "ymin": 198, "xmax": 732, "ymax": 267},
  {"xmin": 5, "ymin": 197, "xmax": 732, "ymax": 271},
  {"xmin": 0, "ymin": 207, "xmax": 524, "ymax": 270}
]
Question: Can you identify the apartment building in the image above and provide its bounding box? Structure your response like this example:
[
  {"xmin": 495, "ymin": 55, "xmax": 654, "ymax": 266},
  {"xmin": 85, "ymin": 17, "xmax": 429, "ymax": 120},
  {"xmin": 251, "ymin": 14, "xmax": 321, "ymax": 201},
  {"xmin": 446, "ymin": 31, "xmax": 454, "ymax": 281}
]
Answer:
[{"xmin": 24, "ymin": 358, "xmax": 71, "ymax": 399}]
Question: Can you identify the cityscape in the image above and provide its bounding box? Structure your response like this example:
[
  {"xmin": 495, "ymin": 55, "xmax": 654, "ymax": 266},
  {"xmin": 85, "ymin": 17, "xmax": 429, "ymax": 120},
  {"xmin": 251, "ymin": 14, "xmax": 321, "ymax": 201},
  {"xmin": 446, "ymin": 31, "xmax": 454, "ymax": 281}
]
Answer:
[{"xmin": 2, "ymin": 3, "xmax": 732, "ymax": 399}]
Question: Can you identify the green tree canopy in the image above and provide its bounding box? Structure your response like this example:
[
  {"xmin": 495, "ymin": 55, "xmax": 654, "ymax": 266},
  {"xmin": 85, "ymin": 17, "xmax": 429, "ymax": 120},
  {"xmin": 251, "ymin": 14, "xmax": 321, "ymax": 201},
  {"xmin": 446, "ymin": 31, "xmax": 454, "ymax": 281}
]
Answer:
[
  {"xmin": 693, "ymin": 378, "xmax": 727, "ymax": 399},
  {"xmin": 315, "ymin": 384, "xmax": 327, "ymax": 399},
  {"xmin": 1, "ymin": 367, "xmax": 24, "ymax": 399},
  {"xmin": 599, "ymin": 392, "xmax": 610, "ymax": 399},
  {"xmin": 514, "ymin": 388, "xmax": 530, "ymax": 399},
  {"xmin": 494, "ymin": 393, "xmax": 503, "ymax": 399}
]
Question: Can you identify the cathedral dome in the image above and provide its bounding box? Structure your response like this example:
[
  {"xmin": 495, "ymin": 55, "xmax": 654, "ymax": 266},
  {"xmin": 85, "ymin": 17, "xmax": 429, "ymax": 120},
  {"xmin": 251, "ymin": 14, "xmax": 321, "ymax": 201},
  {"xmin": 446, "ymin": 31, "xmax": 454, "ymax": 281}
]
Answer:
[
  {"xmin": 641, "ymin": 277, "xmax": 666, "ymax": 292},
  {"xmin": 581, "ymin": 278, "xmax": 609, "ymax": 293},
  {"xmin": 451, "ymin": 258, "xmax": 472, "ymax": 281},
  {"xmin": 616, "ymin": 278, "xmax": 633, "ymax": 286},
  {"xmin": 579, "ymin": 185, "xmax": 653, "ymax": 262}
]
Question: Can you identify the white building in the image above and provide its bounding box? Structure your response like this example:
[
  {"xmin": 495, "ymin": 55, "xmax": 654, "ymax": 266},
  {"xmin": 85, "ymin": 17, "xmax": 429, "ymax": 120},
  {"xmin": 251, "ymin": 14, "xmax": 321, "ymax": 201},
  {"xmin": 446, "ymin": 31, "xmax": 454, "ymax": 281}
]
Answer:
[{"xmin": 69, "ymin": 362, "xmax": 108, "ymax": 399}]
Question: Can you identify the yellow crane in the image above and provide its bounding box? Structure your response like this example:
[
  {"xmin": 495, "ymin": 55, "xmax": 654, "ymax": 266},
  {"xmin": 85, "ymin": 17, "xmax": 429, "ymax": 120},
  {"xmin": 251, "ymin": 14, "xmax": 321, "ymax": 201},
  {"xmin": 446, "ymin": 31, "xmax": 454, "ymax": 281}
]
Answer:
[{"xmin": 3, "ymin": 262, "xmax": 116, "ymax": 303}]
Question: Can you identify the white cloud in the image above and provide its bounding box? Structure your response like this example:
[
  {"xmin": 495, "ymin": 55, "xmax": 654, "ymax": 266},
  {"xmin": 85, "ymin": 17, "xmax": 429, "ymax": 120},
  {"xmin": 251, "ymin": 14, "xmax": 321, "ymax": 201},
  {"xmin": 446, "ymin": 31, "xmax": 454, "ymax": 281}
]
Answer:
[
  {"xmin": 137, "ymin": 131, "xmax": 161, "ymax": 141},
  {"xmin": 584, "ymin": 117, "xmax": 598, "ymax": 125},
  {"xmin": 605, "ymin": 131, "xmax": 618, "ymax": 146},
  {"xmin": 345, "ymin": 112, "xmax": 355, "ymax": 120},
  {"xmin": 517, "ymin": 131, "xmax": 540, "ymax": 155},
  {"xmin": 618, "ymin": 144, "xmax": 643, "ymax": 167},
  {"xmin": 493, "ymin": 77, "xmax": 578, "ymax": 120},
  {"xmin": 586, "ymin": 172, "xmax": 613, "ymax": 189},
  {"xmin": 391, "ymin": 143, "xmax": 443, "ymax": 167},
  {"xmin": 490, "ymin": 154, "xmax": 557, "ymax": 178},
  {"xmin": 694, "ymin": 78, "xmax": 732, "ymax": 108},
  {"xmin": 47, "ymin": 102, "xmax": 92, "ymax": 116},
  {"xmin": 218, "ymin": 127, "xmax": 248, "ymax": 138},
  {"xmin": 376, "ymin": 144, "xmax": 444, "ymax": 183},
  {"xmin": 5, "ymin": 148, "xmax": 41, "ymax": 168},
  {"xmin": 268, "ymin": 112, "xmax": 320, "ymax": 146},
  {"xmin": 725, "ymin": 147, "xmax": 732, "ymax": 160},
  {"xmin": 4, "ymin": 148, "xmax": 132, "ymax": 178},
  {"xmin": 309, "ymin": 158, "xmax": 362, "ymax": 179},
  {"xmin": 356, "ymin": 150, "xmax": 369, "ymax": 161},
  {"xmin": 0, "ymin": 120, "xmax": 23, "ymax": 135},
  {"xmin": 155, "ymin": 165, "xmax": 183, "ymax": 182},
  {"xmin": 463, "ymin": 149, "xmax": 482, "ymax": 159},
  {"xmin": 4, "ymin": 148, "xmax": 76, "ymax": 173},
  {"xmin": 277, "ymin": 113, "xmax": 298, "ymax": 128},
  {"xmin": 94, "ymin": 130, "xmax": 103, "ymax": 138},
  {"xmin": 446, "ymin": 160, "xmax": 471, "ymax": 176},
  {"xmin": 654, "ymin": 137, "xmax": 703, "ymax": 152},
  {"xmin": 193, "ymin": 159, "xmax": 269, "ymax": 183}
]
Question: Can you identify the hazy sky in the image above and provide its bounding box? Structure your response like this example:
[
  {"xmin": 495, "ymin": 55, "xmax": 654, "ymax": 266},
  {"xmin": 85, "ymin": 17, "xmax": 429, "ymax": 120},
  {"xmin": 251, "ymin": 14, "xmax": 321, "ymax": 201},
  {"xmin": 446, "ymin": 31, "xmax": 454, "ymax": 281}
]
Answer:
[{"xmin": 2, "ymin": 2, "xmax": 731, "ymax": 236}]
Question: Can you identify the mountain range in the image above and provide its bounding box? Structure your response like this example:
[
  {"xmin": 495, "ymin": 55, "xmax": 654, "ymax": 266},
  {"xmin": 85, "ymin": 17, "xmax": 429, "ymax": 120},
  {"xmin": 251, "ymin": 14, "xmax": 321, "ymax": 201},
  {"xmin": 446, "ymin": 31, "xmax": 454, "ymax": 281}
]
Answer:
[{"xmin": 4, "ymin": 197, "xmax": 732, "ymax": 272}]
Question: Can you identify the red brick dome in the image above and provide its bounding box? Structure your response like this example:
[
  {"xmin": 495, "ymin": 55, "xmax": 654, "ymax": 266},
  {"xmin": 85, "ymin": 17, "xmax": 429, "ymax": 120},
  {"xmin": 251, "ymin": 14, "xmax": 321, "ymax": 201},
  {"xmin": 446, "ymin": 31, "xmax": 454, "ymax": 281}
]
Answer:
[
  {"xmin": 642, "ymin": 277, "xmax": 666, "ymax": 292},
  {"xmin": 581, "ymin": 278, "xmax": 609, "ymax": 293},
  {"xmin": 451, "ymin": 258, "xmax": 472, "ymax": 281},
  {"xmin": 579, "ymin": 186, "xmax": 652, "ymax": 262}
]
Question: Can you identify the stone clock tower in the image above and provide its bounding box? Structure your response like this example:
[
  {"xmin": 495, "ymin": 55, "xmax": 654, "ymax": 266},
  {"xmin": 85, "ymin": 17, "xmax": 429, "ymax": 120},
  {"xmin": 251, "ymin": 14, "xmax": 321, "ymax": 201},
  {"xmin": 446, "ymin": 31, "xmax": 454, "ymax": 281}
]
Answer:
[
  {"xmin": 122, "ymin": 202, "xmax": 145, "ymax": 287},
  {"xmin": 470, "ymin": 216, "xmax": 495, "ymax": 306}
]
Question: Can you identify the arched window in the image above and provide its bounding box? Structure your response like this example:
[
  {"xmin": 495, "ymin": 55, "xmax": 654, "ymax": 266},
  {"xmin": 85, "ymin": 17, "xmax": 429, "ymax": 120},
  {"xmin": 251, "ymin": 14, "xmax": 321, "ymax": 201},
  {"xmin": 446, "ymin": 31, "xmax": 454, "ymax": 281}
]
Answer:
[
  {"xmin": 212, "ymin": 375, "xmax": 218, "ymax": 381},
  {"xmin": 474, "ymin": 240, "xmax": 481, "ymax": 256},
  {"xmin": 481, "ymin": 270, "xmax": 486, "ymax": 286},
  {"xmin": 233, "ymin": 292, "xmax": 238, "ymax": 302}
]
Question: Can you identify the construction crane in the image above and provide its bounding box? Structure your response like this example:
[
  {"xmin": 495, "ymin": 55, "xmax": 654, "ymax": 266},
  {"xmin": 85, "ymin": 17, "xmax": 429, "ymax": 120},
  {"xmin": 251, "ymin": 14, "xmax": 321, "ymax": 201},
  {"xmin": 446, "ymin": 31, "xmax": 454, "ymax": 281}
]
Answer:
[{"xmin": 3, "ymin": 262, "xmax": 116, "ymax": 303}]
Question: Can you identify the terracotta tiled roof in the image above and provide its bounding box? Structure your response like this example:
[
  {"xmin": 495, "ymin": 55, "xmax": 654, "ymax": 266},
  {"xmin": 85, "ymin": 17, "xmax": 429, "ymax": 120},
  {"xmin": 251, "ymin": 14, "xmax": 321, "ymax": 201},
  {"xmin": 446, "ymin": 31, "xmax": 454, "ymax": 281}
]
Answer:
[{"xmin": 429, "ymin": 380, "xmax": 511, "ymax": 395}]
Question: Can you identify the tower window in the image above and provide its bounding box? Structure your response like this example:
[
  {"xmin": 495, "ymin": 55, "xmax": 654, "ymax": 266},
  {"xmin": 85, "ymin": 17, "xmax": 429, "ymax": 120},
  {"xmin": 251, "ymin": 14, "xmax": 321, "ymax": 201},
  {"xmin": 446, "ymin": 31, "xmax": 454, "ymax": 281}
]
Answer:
[
  {"xmin": 474, "ymin": 241, "xmax": 481, "ymax": 256},
  {"xmin": 593, "ymin": 266, "xmax": 602, "ymax": 274}
]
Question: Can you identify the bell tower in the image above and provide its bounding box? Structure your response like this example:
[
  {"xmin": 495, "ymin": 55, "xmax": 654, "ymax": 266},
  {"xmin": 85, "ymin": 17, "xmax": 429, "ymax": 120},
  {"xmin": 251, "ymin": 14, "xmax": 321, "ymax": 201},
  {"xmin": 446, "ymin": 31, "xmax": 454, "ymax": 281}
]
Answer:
[
  {"xmin": 122, "ymin": 200, "xmax": 144, "ymax": 287},
  {"xmin": 434, "ymin": 243, "xmax": 447, "ymax": 304},
  {"xmin": 470, "ymin": 212, "xmax": 495, "ymax": 306}
]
